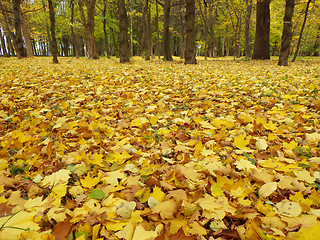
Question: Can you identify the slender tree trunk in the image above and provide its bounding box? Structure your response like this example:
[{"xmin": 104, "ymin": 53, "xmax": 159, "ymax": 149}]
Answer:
[
  {"xmin": 156, "ymin": 0, "xmax": 160, "ymax": 59},
  {"xmin": 118, "ymin": 0, "xmax": 130, "ymax": 63},
  {"xmin": 48, "ymin": 0, "xmax": 58, "ymax": 63},
  {"xmin": 292, "ymin": 0, "xmax": 311, "ymax": 62},
  {"xmin": 252, "ymin": 0, "xmax": 271, "ymax": 60},
  {"xmin": 21, "ymin": 16, "xmax": 34, "ymax": 57},
  {"xmin": 185, "ymin": 0, "xmax": 196, "ymax": 64},
  {"xmin": 12, "ymin": 0, "xmax": 26, "ymax": 59},
  {"xmin": 245, "ymin": 0, "xmax": 252, "ymax": 58},
  {"xmin": 70, "ymin": 0, "xmax": 80, "ymax": 58},
  {"xmin": 179, "ymin": 0, "xmax": 185, "ymax": 59},
  {"xmin": 145, "ymin": 0, "xmax": 151, "ymax": 60},
  {"xmin": 0, "ymin": 29, "xmax": 8, "ymax": 57},
  {"xmin": 102, "ymin": 2, "xmax": 110, "ymax": 58},
  {"xmin": 86, "ymin": 0, "xmax": 99, "ymax": 59},
  {"xmin": 163, "ymin": 0, "xmax": 173, "ymax": 61},
  {"xmin": 311, "ymin": 24, "xmax": 320, "ymax": 56},
  {"xmin": 142, "ymin": 0, "xmax": 151, "ymax": 60},
  {"xmin": 278, "ymin": 0, "xmax": 295, "ymax": 66}
]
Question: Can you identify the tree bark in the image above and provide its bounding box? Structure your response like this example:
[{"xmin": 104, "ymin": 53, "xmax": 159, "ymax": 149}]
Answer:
[
  {"xmin": 70, "ymin": 0, "xmax": 80, "ymax": 58},
  {"xmin": 156, "ymin": 0, "xmax": 160, "ymax": 59},
  {"xmin": 102, "ymin": 2, "xmax": 110, "ymax": 58},
  {"xmin": 142, "ymin": 0, "xmax": 151, "ymax": 60},
  {"xmin": 252, "ymin": 0, "xmax": 271, "ymax": 60},
  {"xmin": 0, "ymin": 29, "xmax": 8, "ymax": 57},
  {"xmin": 48, "ymin": 0, "xmax": 58, "ymax": 63},
  {"xmin": 12, "ymin": 0, "xmax": 26, "ymax": 59},
  {"xmin": 292, "ymin": 0, "xmax": 311, "ymax": 62},
  {"xmin": 311, "ymin": 24, "xmax": 320, "ymax": 56},
  {"xmin": 185, "ymin": 0, "xmax": 196, "ymax": 64},
  {"xmin": 21, "ymin": 16, "xmax": 34, "ymax": 57},
  {"xmin": 179, "ymin": 0, "xmax": 185, "ymax": 59},
  {"xmin": 245, "ymin": 0, "xmax": 252, "ymax": 58},
  {"xmin": 278, "ymin": 0, "xmax": 295, "ymax": 66},
  {"xmin": 163, "ymin": 0, "xmax": 173, "ymax": 61},
  {"xmin": 86, "ymin": 0, "xmax": 99, "ymax": 59},
  {"xmin": 118, "ymin": 0, "xmax": 130, "ymax": 63}
]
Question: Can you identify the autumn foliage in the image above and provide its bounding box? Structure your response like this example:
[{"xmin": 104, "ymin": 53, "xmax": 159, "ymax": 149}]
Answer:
[{"xmin": 0, "ymin": 57, "xmax": 320, "ymax": 240}]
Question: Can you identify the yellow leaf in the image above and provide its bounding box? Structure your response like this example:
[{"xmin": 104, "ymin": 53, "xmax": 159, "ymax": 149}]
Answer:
[
  {"xmin": 80, "ymin": 175, "xmax": 101, "ymax": 189},
  {"xmin": 194, "ymin": 142, "xmax": 203, "ymax": 158},
  {"xmin": 92, "ymin": 224, "xmax": 101, "ymax": 240},
  {"xmin": 0, "ymin": 211, "xmax": 40, "ymax": 240},
  {"xmin": 185, "ymin": 221, "xmax": 207, "ymax": 236},
  {"xmin": 274, "ymin": 200, "xmax": 302, "ymax": 217},
  {"xmin": 258, "ymin": 182, "xmax": 277, "ymax": 197},
  {"xmin": 283, "ymin": 140, "xmax": 298, "ymax": 151},
  {"xmin": 169, "ymin": 217, "xmax": 188, "ymax": 234},
  {"xmin": 0, "ymin": 159, "xmax": 8, "ymax": 171},
  {"xmin": 46, "ymin": 207, "xmax": 71, "ymax": 224},
  {"xmin": 151, "ymin": 200, "xmax": 178, "ymax": 219},
  {"xmin": 234, "ymin": 134, "xmax": 250, "ymax": 150},
  {"xmin": 149, "ymin": 116, "xmax": 158, "ymax": 125},
  {"xmin": 130, "ymin": 210, "xmax": 143, "ymax": 224},
  {"xmin": 105, "ymin": 221, "xmax": 127, "ymax": 231},
  {"xmin": 41, "ymin": 169, "xmax": 71, "ymax": 187},
  {"xmin": 294, "ymin": 170, "xmax": 316, "ymax": 184},
  {"xmin": 131, "ymin": 117, "xmax": 149, "ymax": 128},
  {"xmin": 255, "ymin": 138, "xmax": 268, "ymax": 151},
  {"xmin": 115, "ymin": 223, "xmax": 135, "ymax": 240},
  {"xmin": 131, "ymin": 225, "xmax": 158, "ymax": 240},
  {"xmin": 135, "ymin": 188, "xmax": 150, "ymax": 203},
  {"xmin": 150, "ymin": 186, "xmax": 165, "ymax": 202},
  {"xmin": 103, "ymin": 170, "xmax": 126, "ymax": 186},
  {"xmin": 296, "ymin": 223, "xmax": 320, "ymax": 240}
]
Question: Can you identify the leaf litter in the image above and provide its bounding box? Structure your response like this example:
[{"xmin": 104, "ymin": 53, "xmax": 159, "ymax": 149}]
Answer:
[{"xmin": 0, "ymin": 57, "xmax": 320, "ymax": 239}]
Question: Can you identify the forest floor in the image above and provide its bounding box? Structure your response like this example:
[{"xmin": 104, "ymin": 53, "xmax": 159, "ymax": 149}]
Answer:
[{"xmin": 0, "ymin": 56, "xmax": 320, "ymax": 240}]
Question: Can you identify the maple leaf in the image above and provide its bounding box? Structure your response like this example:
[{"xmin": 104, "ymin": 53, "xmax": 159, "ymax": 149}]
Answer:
[{"xmin": 234, "ymin": 134, "xmax": 250, "ymax": 150}]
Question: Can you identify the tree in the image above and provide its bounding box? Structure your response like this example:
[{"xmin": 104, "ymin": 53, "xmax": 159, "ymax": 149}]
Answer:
[
  {"xmin": 185, "ymin": 0, "xmax": 196, "ymax": 64},
  {"xmin": 102, "ymin": 0, "xmax": 110, "ymax": 59},
  {"xmin": 278, "ymin": 0, "xmax": 295, "ymax": 66},
  {"xmin": 11, "ymin": 0, "xmax": 27, "ymax": 58},
  {"xmin": 70, "ymin": 0, "xmax": 80, "ymax": 58},
  {"xmin": 78, "ymin": 0, "xmax": 99, "ymax": 59},
  {"xmin": 48, "ymin": 0, "xmax": 58, "ymax": 63},
  {"xmin": 252, "ymin": 0, "xmax": 271, "ymax": 60},
  {"xmin": 118, "ymin": 0, "xmax": 130, "ymax": 63},
  {"xmin": 291, "ymin": 0, "xmax": 311, "ymax": 62},
  {"xmin": 162, "ymin": 0, "xmax": 173, "ymax": 61},
  {"xmin": 245, "ymin": 0, "xmax": 253, "ymax": 58}
]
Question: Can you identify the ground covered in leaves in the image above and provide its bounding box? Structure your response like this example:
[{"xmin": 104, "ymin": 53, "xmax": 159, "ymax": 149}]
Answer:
[{"xmin": 0, "ymin": 57, "xmax": 320, "ymax": 240}]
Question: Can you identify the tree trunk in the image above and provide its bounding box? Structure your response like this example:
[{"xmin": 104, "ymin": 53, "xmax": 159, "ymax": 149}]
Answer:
[
  {"xmin": 278, "ymin": 0, "xmax": 295, "ymax": 66},
  {"xmin": 142, "ymin": 0, "xmax": 151, "ymax": 60},
  {"xmin": 21, "ymin": 16, "xmax": 34, "ymax": 57},
  {"xmin": 156, "ymin": 0, "xmax": 160, "ymax": 59},
  {"xmin": 102, "ymin": 2, "xmax": 110, "ymax": 58},
  {"xmin": 245, "ymin": 0, "xmax": 252, "ymax": 58},
  {"xmin": 185, "ymin": 0, "xmax": 197, "ymax": 64},
  {"xmin": 86, "ymin": 0, "xmax": 99, "ymax": 59},
  {"xmin": 311, "ymin": 24, "xmax": 320, "ymax": 56},
  {"xmin": 252, "ymin": 0, "xmax": 271, "ymax": 60},
  {"xmin": 292, "ymin": 0, "xmax": 311, "ymax": 62},
  {"xmin": 179, "ymin": 0, "xmax": 185, "ymax": 59},
  {"xmin": 163, "ymin": 0, "xmax": 173, "ymax": 61},
  {"xmin": 70, "ymin": 0, "xmax": 80, "ymax": 58},
  {"xmin": 12, "ymin": 0, "xmax": 26, "ymax": 59},
  {"xmin": 0, "ymin": 29, "xmax": 8, "ymax": 57},
  {"xmin": 48, "ymin": 0, "xmax": 58, "ymax": 63},
  {"xmin": 118, "ymin": 0, "xmax": 130, "ymax": 63},
  {"xmin": 145, "ymin": 0, "xmax": 151, "ymax": 60}
]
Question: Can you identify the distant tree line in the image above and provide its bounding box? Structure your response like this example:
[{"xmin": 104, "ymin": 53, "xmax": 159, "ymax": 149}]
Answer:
[{"xmin": 0, "ymin": 0, "xmax": 319, "ymax": 65}]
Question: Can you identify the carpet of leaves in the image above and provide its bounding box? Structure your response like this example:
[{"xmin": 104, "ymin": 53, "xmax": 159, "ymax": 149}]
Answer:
[{"xmin": 0, "ymin": 57, "xmax": 320, "ymax": 240}]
